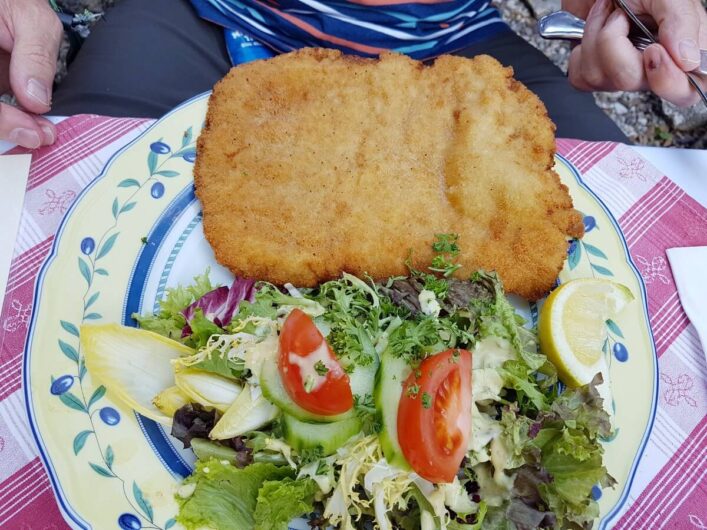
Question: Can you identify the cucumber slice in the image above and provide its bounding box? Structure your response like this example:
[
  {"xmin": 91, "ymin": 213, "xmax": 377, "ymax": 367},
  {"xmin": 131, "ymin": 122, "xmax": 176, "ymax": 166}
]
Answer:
[
  {"xmin": 374, "ymin": 348, "xmax": 412, "ymax": 470},
  {"xmin": 348, "ymin": 358, "xmax": 379, "ymax": 399},
  {"xmin": 282, "ymin": 413, "xmax": 361, "ymax": 455},
  {"xmin": 260, "ymin": 349, "xmax": 353, "ymax": 423},
  {"xmin": 190, "ymin": 438, "xmax": 239, "ymax": 463},
  {"xmin": 191, "ymin": 438, "xmax": 288, "ymax": 467}
]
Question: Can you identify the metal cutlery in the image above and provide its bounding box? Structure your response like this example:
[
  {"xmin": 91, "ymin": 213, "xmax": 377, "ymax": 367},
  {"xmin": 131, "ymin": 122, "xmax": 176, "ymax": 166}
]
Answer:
[
  {"xmin": 538, "ymin": 8, "xmax": 707, "ymax": 107},
  {"xmin": 538, "ymin": 6, "xmax": 707, "ymax": 106},
  {"xmin": 539, "ymin": 10, "xmax": 707, "ymax": 73},
  {"xmin": 538, "ymin": 8, "xmax": 707, "ymax": 106},
  {"xmin": 538, "ymin": 11, "xmax": 664, "ymax": 53}
]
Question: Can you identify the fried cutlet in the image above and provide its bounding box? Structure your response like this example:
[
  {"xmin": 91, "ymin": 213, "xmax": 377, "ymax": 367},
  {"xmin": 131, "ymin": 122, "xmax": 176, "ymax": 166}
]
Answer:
[{"xmin": 194, "ymin": 48, "xmax": 584, "ymax": 300}]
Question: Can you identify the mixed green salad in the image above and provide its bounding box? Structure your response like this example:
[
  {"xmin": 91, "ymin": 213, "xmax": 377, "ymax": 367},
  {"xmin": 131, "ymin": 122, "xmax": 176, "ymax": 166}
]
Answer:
[{"xmin": 83, "ymin": 235, "xmax": 615, "ymax": 530}]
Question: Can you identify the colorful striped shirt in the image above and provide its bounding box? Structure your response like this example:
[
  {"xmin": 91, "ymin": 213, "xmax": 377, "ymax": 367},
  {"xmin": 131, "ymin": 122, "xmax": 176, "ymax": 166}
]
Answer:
[{"xmin": 190, "ymin": 0, "xmax": 509, "ymax": 63}]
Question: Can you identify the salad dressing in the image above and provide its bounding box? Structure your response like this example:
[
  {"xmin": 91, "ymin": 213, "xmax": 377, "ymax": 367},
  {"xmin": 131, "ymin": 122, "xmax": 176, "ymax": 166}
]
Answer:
[
  {"xmin": 287, "ymin": 340, "xmax": 343, "ymax": 393},
  {"xmin": 99, "ymin": 251, "xmax": 616, "ymax": 529}
]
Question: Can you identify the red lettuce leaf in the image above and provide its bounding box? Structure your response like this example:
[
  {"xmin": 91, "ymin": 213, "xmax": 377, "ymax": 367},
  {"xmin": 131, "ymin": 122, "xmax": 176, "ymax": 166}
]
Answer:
[{"xmin": 181, "ymin": 277, "xmax": 256, "ymax": 337}]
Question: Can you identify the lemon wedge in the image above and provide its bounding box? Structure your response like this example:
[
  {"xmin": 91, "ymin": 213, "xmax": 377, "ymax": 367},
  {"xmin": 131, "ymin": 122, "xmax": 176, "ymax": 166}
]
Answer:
[{"xmin": 538, "ymin": 279, "xmax": 634, "ymax": 387}]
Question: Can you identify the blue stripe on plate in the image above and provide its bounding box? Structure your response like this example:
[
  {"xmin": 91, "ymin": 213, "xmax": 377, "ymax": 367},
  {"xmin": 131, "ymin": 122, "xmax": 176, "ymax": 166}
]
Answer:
[
  {"xmin": 122, "ymin": 185, "xmax": 197, "ymax": 479},
  {"xmin": 23, "ymin": 92, "xmax": 211, "ymax": 530}
]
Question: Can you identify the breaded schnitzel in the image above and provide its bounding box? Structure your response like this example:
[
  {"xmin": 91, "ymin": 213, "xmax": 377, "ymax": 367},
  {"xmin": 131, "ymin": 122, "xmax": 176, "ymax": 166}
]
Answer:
[{"xmin": 195, "ymin": 48, "xmax": 584, "ymax": 300}]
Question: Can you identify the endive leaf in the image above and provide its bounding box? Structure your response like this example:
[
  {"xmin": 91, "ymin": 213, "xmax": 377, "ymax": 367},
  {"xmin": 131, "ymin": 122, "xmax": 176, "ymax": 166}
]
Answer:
[
  {"xmin": 153, "ymin": 386, "xmax": 190, "ymax": 418},
  {"xmin": 82, "ymin": 324, "xmax": 194, "ymax": 425},
  {"xmin": 174, "ymin": 369, "xmax": 242, "ymax": 412},
  {"xmin": 210, "ymin": 385, "xmax": 279, "ymax": 440}
]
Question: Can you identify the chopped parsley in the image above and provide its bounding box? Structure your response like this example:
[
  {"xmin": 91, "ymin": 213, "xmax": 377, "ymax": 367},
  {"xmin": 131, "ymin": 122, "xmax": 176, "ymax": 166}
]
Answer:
[
  {"xmin": 421, "ymin": 392, "xmax": 432, "ymax": 409},
  {"xmin": 354, "ymin": 394, "xmax": 381, "ymax": 434},
  {"xmin": 316, "ymin": 460, "xmax": 330, "ymax": 475},
  {"xmin": 406, "ymin": 233, "xmax": 463, "ymax": 299},
  {"xmin": 314, "ymin": 360, "xmax": 329, "ymax": 376},
  {"xmin": 423, "ymin": 274, "xmax": 450, "ymax": 299},
  {"xmin": 298, "ymin": 446, "xmax": 324, "ymax": 466},
  {"xmin": 405, "ymin": 383, "xmax": 420, "ymax": 399},
  {"xmin": 429, "ymin": 233, "xmax": 462, "ymax": 277},
  {"xmin": 429, "ymin": 255, "xmax": 461, "ymax": 277},
  {"xmin": 432, "ymin": 233, "xmax": 460, "ymax": 255}
]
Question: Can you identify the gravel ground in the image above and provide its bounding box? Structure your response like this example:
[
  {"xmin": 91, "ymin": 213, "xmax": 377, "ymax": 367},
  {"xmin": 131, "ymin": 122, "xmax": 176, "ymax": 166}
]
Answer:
[{"xmin": 9, "ymin": 1, "xmax": 707, "ymax": 148}]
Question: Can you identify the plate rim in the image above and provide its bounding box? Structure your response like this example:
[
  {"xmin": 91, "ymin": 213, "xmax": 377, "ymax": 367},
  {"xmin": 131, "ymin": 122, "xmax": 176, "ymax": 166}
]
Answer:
[
  {"xmin": 555, "ymin": 153, "xmax": 658, "ymax": 529},
  {"xmin": 22, "ymin": 91, "xmax": 211, "ymax": 530},
  {"xmin": 21, "ymin": 95, "xmax": 657, "ymax": 530}
]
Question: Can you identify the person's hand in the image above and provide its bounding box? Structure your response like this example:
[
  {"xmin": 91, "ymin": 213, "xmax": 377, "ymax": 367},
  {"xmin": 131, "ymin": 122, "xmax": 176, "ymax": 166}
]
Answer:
[
  {"xmin": 0, "ymin": 0, "xmax": 62, "ymax": 148},
  {"xmin": 563, "ymin": 0, "xmax": 707, "ymax": 106}
]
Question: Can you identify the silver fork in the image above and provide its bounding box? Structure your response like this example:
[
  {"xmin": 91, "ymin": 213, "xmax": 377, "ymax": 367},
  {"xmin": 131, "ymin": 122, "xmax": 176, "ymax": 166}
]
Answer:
[{"xmin": 538, "ymin": 10, "xmax": 707, "ymax": 76}]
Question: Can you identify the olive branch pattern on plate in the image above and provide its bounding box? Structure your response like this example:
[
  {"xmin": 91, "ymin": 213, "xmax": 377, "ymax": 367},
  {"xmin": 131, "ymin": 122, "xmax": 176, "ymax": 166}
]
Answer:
[
  {"xmin": 562, "ymin": 211, "xmax": 630, "ymax": 447},
  {"xmin": 567, "ymin": 212, "xmax": 630, "ymax": 368},
  {"xmin": 48, "ymin": 129, "xmax": 196, "ymax": 530},
  {"xmin": 23, "ymin": 94, "xmax": 657, "ymax": 530}
]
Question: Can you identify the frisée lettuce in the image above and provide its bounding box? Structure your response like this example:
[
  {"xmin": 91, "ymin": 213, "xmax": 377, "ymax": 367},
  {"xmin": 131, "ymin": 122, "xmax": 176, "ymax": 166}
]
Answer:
[
  {"xmin": 132, "ymin": 270, "xmax": 217, "ymax": 341},
  {"xmin": 80, "ymin": 235, "xmax": 618, "ymax": 530}
]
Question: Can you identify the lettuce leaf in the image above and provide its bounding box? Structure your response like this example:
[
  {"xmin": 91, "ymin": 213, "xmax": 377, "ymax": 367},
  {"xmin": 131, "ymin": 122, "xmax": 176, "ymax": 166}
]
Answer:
[
  {"xmin": 183, "ymin": 343, "xmax": 245, "ymax": 379},
  {"xmin": 250, "ymin": 283, "xmax": 325, "ymax": 315},
  {"xmin": 547, "ymin": 374, "xmax": 612, "ymax": 439},
  {"xmin": 253, "ymin": 478, "xmax": 318, "ymax": 530},
  {"xmin": 233, "ymin": 298, "xmax": 280, "ymax": 322},
  {"xmin": 184, "ymin": 308, "xmax": 225, "ymax": 349},
  {"xmin": 498, "ymin": 376, "xmax": 616, "ymax": 529},
  {"xmin": 171, "ymin": 402, "xmax": 218, "ymax": 449},
  {"xmin": 131, "ymin": 312, "xmax": 185, "ymax": 341},
  {"xmin": 472, "ymin": 271, "xmax": 547, "ymax": 373},
  {"xmin": 182, "ymin": 277, "xmax": 257, "ymax": 335},
  {"xmin": 163, "ymin": 271, "xmax": 216, "ymax": 314},
  {"xmin": 479, "ymin": 506, "xmax": 516, "ymax": 530},
  {"xmin": 176, "ymin": 459, "xmax": 293, "ymax": 530},
  {"xmin": 132, "ymin": 271, "xmax": 217, "ymax": 340},
  {"xmin": 498, "ymin": 360, "xmax": 549, "ymax": 413}
]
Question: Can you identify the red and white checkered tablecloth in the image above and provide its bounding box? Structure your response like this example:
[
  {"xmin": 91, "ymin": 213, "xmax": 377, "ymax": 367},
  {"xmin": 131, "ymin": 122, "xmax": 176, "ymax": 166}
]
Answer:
[{"xmin": 0, "ymin": 116, "xmax": 705, "ymax": 529}]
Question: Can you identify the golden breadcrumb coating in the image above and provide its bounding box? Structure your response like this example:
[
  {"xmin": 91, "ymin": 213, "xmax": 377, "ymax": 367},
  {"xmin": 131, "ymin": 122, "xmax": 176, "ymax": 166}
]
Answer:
[{"xmin": 195, "ymin": 48, "xmax": 584, "ymax": 300}]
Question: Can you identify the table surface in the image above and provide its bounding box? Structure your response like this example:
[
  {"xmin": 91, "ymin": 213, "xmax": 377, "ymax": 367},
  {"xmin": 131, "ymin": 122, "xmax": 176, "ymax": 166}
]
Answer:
[
  {"xmin": 0, "ymin": 116, "xmax": 705, "ymax": 530},
  {"xmin": 632, "ymin": 146, "xmax": 707, "ymax": 208}
]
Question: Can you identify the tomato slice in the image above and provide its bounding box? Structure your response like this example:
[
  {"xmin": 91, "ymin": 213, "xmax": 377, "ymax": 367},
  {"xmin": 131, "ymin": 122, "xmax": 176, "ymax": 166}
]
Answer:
[
  {"xmin": 397, "ymin": 349, "xmax": 472, "ymax": 483},
  {"xmin": 278, "ymin": 308, "xmax": 353, "ymax": 416}
]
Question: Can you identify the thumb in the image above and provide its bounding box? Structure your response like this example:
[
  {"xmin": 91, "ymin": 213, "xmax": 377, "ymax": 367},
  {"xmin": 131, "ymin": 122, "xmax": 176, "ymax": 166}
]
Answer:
[
  {"xmin": 647, "ymin": 0, "xmax": 703, "ymax": 71},
  {"xmin": 8, "ymin": 1, "xmax": 63, "ymax": 114}
]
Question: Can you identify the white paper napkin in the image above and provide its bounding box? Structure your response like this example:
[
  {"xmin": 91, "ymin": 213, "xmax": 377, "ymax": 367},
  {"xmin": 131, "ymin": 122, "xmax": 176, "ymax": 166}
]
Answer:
[
  {"xmin": 0, "ymin": 154, "xmax": 31, "ymax": 299},
  {"xmin": 666, "ymin": 247, "xmax": 707, "ymax": 357}
]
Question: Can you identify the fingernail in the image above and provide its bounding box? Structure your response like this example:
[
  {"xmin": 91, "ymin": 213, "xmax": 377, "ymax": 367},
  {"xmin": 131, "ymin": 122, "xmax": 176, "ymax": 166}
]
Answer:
[
  {"xmin": 41, "ymin": 125, "xmax": 55, "ymax": 144},
  {"xmin": 9, "ymin": 128, "xmax": 41, "ymax": 149},
  {"xmin": 647, "ymin": 52, "xmax": 660, "ymax": 71},
  {"xmin": 679, "ymin": 39, "xmax": 700, "ymax": 64},
  {"xmin": 26, "ymin": 78, "xmax": 50, "ymax": 106}
]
